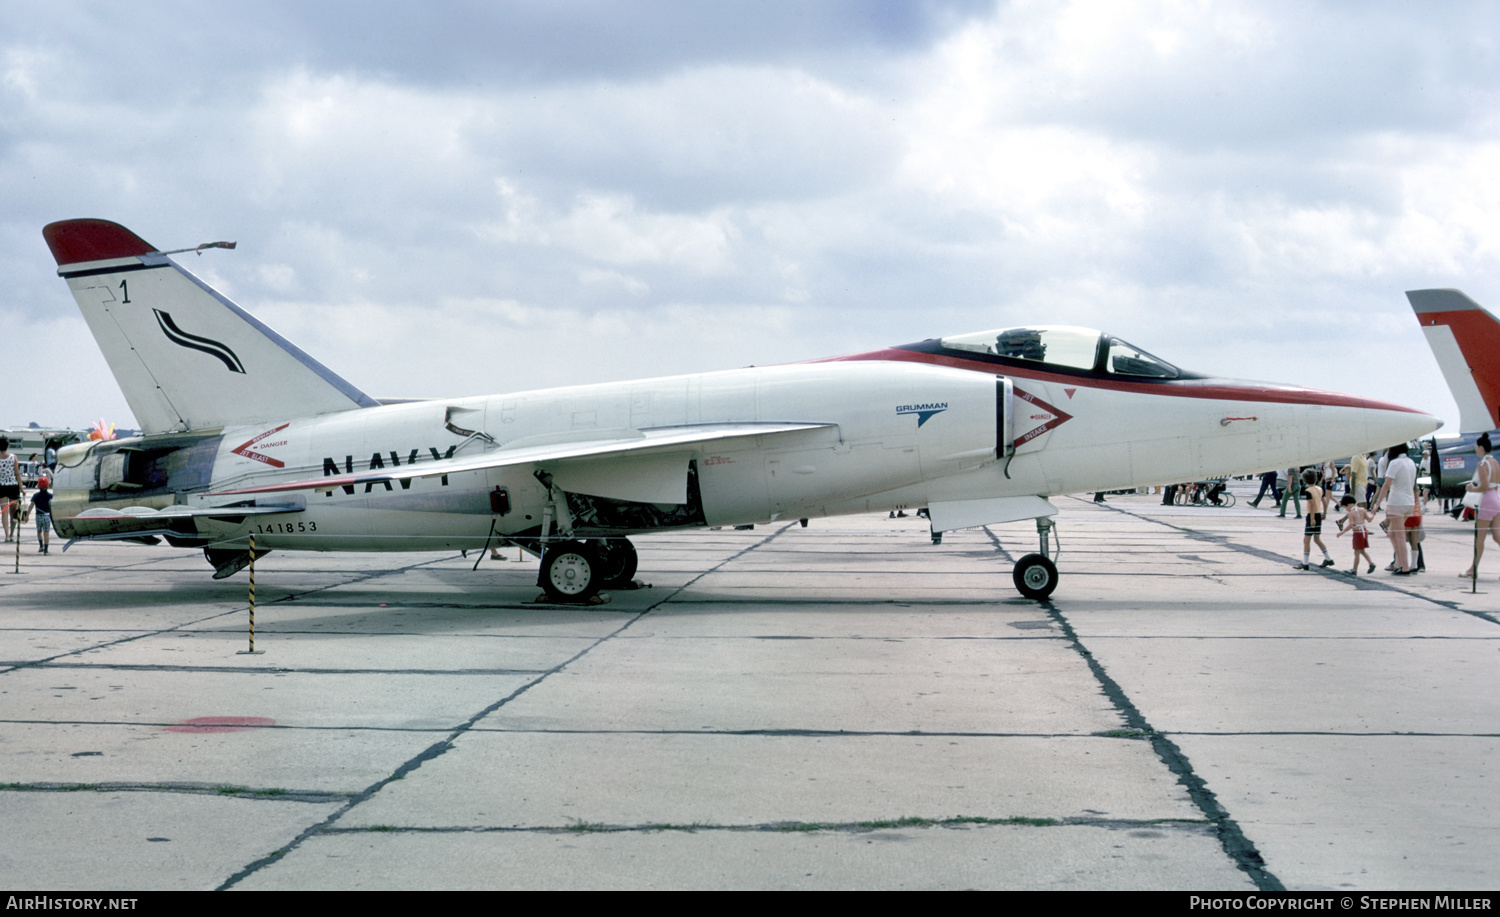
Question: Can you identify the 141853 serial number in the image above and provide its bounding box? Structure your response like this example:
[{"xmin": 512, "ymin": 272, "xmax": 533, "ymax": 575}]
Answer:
[{"xmin": 254, "ymin": 521, "xmax": 318, "ymax": 534}]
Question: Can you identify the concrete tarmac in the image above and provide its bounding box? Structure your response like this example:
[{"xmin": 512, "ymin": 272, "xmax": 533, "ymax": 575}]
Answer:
[{"xmin": 1, "ymin": 485, "xmax": 1497, "ymax": 890}]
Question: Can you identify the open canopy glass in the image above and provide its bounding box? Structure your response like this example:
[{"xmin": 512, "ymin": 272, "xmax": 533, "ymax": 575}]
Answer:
[{"xmin": 938, "ymin": 325, "xmax": 1181, "ymax": 379}]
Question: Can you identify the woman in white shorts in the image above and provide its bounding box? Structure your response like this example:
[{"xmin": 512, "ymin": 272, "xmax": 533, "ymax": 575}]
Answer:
[
  {"xmin": 1374, "ymin": 443, "xmax": 1418, "ymax": 575},
  {"xmin": 1462, "ymin": 433, "xmax": 1500, "ymax": 578}
]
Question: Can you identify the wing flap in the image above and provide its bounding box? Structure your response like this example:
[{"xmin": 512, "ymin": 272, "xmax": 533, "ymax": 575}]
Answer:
[{"xmin": 549, "ymin": 451, "xmax": 692, "ymax": 504}]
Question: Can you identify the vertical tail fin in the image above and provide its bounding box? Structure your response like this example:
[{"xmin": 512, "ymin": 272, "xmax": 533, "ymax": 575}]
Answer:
[
  {"xmin": 44, "ymin": 219, "xmax": 378, "ymax": 434},
  {"xmin": 1407, "ymin": 288, "xmax": 1500, "ymax": 434}
]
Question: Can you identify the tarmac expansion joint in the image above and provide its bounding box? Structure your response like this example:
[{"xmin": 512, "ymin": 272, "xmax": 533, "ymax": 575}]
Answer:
[{"xmin": 983, "ymin": 521, "xmax": 1286, "ymax": 893}]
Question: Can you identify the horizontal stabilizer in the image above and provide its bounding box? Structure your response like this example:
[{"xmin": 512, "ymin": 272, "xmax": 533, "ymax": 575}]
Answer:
[
  {"xmin": 211, "ymin": 422, "xmax": 838, "ymax": 497},
  {"xmin": 63, "ymin": 502, "xmax": 305, "ymax": 540}
]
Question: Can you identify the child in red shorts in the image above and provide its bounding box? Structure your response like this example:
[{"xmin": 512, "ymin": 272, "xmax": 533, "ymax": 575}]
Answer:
[{"xmin": 1336, "ymin": 494, "xmax": 1376, "ymax": 575}]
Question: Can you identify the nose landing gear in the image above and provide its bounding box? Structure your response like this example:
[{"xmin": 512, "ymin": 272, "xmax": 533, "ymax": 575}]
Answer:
[{"xmin": 1011, "ymin": 516, "xmax": 1059, "ymax": 600}]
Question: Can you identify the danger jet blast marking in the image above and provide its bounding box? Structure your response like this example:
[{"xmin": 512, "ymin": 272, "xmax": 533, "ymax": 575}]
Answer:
[{"xmin": 231, "ymin": 423, "xmax": 290, "ymax": 468}]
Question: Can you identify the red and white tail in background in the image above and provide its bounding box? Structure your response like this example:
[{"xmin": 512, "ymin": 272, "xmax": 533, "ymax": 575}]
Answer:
[
  {"xmin": 43, "ymin": 218, "xmax": 379, "ymax": 435},
  {"xmin": 1407, "ymin": 288, "xmax": 1500, "ymax": 434}
]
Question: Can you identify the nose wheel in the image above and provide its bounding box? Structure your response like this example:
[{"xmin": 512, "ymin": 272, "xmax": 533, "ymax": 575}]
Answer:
[
  {"xmin": 1011, "ymin": 515, "xmax": 1060, "ymax": 600},
  {"xmin": 1012, "ymin": 553, "xmax": 1058, "ymax": 600}
]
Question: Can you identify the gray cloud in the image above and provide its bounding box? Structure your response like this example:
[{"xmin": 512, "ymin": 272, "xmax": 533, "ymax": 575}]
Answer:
[{"xmin": 3, "ymin": 1, "xmax": 1498, "ymax": 433}]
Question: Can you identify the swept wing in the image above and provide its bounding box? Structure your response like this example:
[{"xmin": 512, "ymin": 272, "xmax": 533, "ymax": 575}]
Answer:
[{"xmin": 211, "ymin": 422, "xmax": 838, "ymax": 497}]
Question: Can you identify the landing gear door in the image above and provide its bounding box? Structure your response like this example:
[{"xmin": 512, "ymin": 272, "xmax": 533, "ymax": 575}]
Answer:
[{"xmin": 998, "ymin": 377, "xmax": 1014, "ymax": 460}]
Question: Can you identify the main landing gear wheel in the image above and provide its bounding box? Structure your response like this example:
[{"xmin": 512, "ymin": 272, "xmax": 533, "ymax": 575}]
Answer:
[
  {"xmin": 540, "ymin": 540, "xmax": 602, "ymax": 602},
  {"xmin": 1013, "ymin": 553, "xmax": 1058, "ymax": 600},
  {"xmin": 594, "ymin": 538, "xmax": 638, "ymax": 589}
]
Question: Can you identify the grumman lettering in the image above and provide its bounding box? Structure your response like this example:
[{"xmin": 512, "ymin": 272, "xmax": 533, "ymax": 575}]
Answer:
[
  {"xmin": 895, "ymin": 402, "xmax": 949, "ymax": 427},
  {"xmin": 321, "ymin": 446, "xmax": 457, "ymax": 496}
]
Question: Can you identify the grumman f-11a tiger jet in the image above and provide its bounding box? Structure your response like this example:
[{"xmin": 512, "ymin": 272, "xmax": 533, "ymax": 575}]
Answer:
[{"xmin": 42, "ymin": 219, "xmax": 1439, "ymax": 600}]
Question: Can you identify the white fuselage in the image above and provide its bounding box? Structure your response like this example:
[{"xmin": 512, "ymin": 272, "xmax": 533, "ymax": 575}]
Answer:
[{"xmin": 52, "ymin": 358, "xmax": 1437, "ymax": 553}]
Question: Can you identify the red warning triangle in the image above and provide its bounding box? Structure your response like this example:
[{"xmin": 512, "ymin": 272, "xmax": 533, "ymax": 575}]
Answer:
[{"xmin": 1012, "ymin": 387, "xmax": 1074, "ymax": 445}]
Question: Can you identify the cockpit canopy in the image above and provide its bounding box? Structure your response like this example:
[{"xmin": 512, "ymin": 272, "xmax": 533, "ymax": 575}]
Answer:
[{"xmin": 938, "ymin": 325, "xmax": 1182, "ymax": 379}]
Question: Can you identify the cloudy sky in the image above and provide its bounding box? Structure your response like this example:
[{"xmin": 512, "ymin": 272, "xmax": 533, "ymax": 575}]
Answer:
[{"xmin": 3, "ymin": 1, "xmax": 1498, "ymax": 433}]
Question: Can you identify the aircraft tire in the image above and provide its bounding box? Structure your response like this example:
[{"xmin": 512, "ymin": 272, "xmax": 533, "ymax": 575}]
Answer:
[
  {"xmin": 595, "ymin": 538, "xmax": 638, "ymax": 589},
  {"xmin": 540, "ymin": 541, "xmax": 602, "ymax": 602},
  {"xmin": 1013, "ymin": 553, "xmax": 1058, "ymax": 600}
]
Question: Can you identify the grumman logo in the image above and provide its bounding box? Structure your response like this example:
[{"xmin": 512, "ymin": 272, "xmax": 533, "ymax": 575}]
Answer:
[{"xmin": 896, "ymin": 402, "xmax": 948, "ymax": 427}]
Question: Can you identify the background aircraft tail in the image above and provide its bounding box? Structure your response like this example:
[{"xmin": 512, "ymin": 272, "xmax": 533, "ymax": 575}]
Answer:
[
  {"xmin": 1407, "ymin": 288, "xmax": 1500, "ymax": 434},
  {"xmin": 44, "ymin": 219, "xmax": 379, "ymax": 435}
]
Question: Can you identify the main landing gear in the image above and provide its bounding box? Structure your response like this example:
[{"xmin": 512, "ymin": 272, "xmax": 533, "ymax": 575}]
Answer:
[
  {"xmin": 1011, "ymin": 516, "xmax": 1059, "ymax": 601},
  {"xmin": 593, "ymin": 538, "xmax": 638, "ymax": 589},
  {"xmin": 530, "ymin": 470, "xmax": 642, "ymax": 603},
  {"xmin": 537, "ymin": 537, "xmax": 639, "ymax": 603}
]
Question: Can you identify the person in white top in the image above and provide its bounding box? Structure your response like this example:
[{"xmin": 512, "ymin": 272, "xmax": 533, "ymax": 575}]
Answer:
[
  {"xmin": 0, "ymin": 436, "xmax": 19, "ymax": 543},
  {"xmin": 1373, "ymin": 443, "xmax": 1418, "ymax": 575},
  {"xmin": 1462, "ymin": 432, "xmax": 1500, "ymax": 579}
]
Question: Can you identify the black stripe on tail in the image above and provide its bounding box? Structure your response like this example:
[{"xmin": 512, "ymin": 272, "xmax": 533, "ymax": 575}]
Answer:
[{"xmin": 153, "ymin": 309, "xmax": 246, "ymax": 374}]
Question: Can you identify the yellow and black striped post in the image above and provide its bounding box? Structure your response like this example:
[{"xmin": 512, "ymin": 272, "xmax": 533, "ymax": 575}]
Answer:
[
  {"xmin": 238, "ymin": 534, "xmax": 264, "ymax": 654},
  {"xmin": 248, "ymin": 534, "xmax": 255, "ymax": 648},
  {"xmin": 1473, "ymin": 515, "xmax": 1481, "ymax": 595}
]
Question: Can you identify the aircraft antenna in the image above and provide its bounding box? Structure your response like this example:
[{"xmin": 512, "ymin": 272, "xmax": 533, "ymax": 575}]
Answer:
[{"xmin": 154, "ymin": 241, "xmax": 238, "ymax": 256}]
